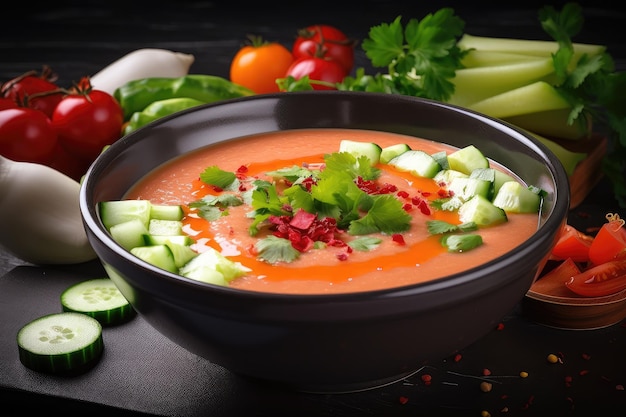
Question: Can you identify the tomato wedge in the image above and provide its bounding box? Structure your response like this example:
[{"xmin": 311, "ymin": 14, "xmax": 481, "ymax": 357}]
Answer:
[
  {"xmin": 550, "ymin": 224, "xmax": 593, "ymax": 262},
  {"xmin": 588, "ymin": 213, "xmax": 626, "ymax": 265},
  {"xmin": 565, "ymin": 259, "xmax": 626, "ymax": 297}
]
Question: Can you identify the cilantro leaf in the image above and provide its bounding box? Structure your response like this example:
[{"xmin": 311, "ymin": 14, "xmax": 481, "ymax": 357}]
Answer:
[
  {"xmin": 255, "ymin": 235, "xmax": 300, "ymax": 264},
  {"xmin": 199, "ymin": 166, "xmax": 238, "ymax": 189},
  {"xmin": 348, "ymin": 237, "xmax": 383, "ymax": 251},
  {"xmin": 441, "ymin": 234, "xmax": 483, "ymax": 252},
  {"xmin": 359, "ymin": 8, "xmax": 466, "ymax": 101},
  {"xmin": 348, "ymin": 194, "xmax": 411, "ymax": 235}
]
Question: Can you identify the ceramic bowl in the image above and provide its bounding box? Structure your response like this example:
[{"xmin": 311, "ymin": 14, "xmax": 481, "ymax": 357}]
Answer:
[{"xmin": 79, "ymin": 92, "xmax": 569, "ymax": 392}]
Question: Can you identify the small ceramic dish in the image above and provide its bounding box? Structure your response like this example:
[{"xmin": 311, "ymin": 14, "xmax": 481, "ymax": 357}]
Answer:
[{"xmin": 523, "ymin": 269, "xmax": 626, "ymax": 330}]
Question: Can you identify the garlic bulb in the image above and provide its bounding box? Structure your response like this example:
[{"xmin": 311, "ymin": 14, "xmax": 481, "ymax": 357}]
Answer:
[{"xmin": 0, "ymin": 156, "xmax": 97, "ymax": 265}]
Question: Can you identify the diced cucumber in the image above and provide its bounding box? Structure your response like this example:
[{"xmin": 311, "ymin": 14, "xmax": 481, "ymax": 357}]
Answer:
[
  {"xmin": 109, "ymin": 218, "xmax": 149, "ymax": 251},
  {"xmin": 179, "ymin": 247, "xmax": 251, "ymax": 286},
  {"xmin": 150, "ymin": 204, "xmax": 184, "ymax": 221},
  {"xmin": 61, "ymin": 278, "xmax": 135, "ymax": 326},
  {"xmin": 431, "ymin": 151, "xmax": 450, "ymax": 170},
  {"xmin": 433, "ymin": 169, "xmax": 468, "ymax": 186},
  {"xmin": 379, "ymin": 143, "xmax": 411, "ymax": 164},
  {"xmin": 130, "ymin": 245, "xmax": 178, "ymax": 273},
  {"xmin": 144, "ymin": 234, "xmax": 194, "ymax": 246},
  {"xmin": 17, "ymin": 312, "xmax": 103, "ymax": 375},
  {"xmin": 492, "ymin": 181, "xmax": 542, "ymax": 213},
  {"xmin": 165, "ymin": 241, "xmax": 199, "ymax": 268},
  {"xmin": 339, "ymin": 140, "xmax": 382, "ymax": 165},
  {"xmin": 458, "ymin": 195, "xmax": 508, "ymax": 226},
  {"xmin": 493, "ymin": 170, "xmax": 518, "ymax": 195},
  {"xmin": 99, "ymin": 200, "xmax": 152, "ymax": 229},
  {"xmin": 148, "ymin": 219, "xmax": 184, "ymax": 236},
  {"xmin": 388, "ymin": 150, "xmax": 442, "ymax": 178},
  {"xmin": 447, "ymin": 145, "xmax": 489, "ymax": 175},
  {"xmin": 448, "ymin": 177, "xmax": 492, "ymax": 202}
]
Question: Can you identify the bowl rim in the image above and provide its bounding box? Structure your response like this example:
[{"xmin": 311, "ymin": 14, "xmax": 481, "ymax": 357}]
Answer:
[{"xmin": 80, "ymin": 91, "xmax": 571, "ymax": 301}]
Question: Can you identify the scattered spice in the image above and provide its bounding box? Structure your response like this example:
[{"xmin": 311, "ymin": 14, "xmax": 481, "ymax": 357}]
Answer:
[
  {"xmin": 564, "ymin": 375, "xmax": 573, "ymax": 387},
  {"xmin": 399, "ymin": 395, "xmax": 409, "ymax": 404},
  {"xmin": 480, "ymin": 381, "xmax": 493, "ymax": 392},
  {"xmin": 519, "ymin": 371, "xmax": 529, "ymax": 378},
  {"xmin": 480, "ymin": 411, "xmax": 491, "ymax": 417},
  {"xmin": 617, "ymin": 385, "xmax": 625, "ymax": 391},
  {"xmin": 454, "ymin": 353, "xmax": 462, "ymax": 362},
  {"xmin": 421, "ymin": 374, "xmax": 432, "ymax": 386},
  {"xmin": 496, "ymin": 322, "xmax": 505, "ymax": 331},
  {"xmin": 581, "ymin": 353, "xmax": 591, "ymax": 360},
  {"xmin": 482, "ymin": 368, "xmax": 492, "ymax": 376},
  {"xmin": 547, "ymin": 353, "xmax": 560, "ymax": 364}
]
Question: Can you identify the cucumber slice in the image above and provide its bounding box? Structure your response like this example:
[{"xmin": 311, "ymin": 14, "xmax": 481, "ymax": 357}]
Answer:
[
  {"xmin": 379, "ymin": 143, "xmax": 411, "ymax": 164},
  {"xmin": 179, "ymin": 247, "xmax": 251, "ymax": 286},
  {"xmin": 458, "ymin": 195, "xmax": 508, "ymax": 226},
  {"xmin": 165, "ymin": 241, "xmax": 199, "ymax": 268},
  {"xmin": 338, "ymin": 140, "xmax": 382, "ymax": 165},
  {"xmin": 448, "ymin": 177, "xmax": 492, "ymax": 202},
  {"xmin": 61, "ymin": 278, "xmax": 135, "ymax": 326},
  {"xmin": 99, "ymin": 200, "xmax": 152, "ymax": 229},
  {"xmin": 433, "ymin": 169, "xmax": 468, "ymax": 186},
  {"xmin": 150, "ymin": 204, "xmax": 184, "ymax": 221},
  {"xmin": 130, "ymin": 245, "xmax": 178, "ymax": 273},
  {"xmin": 148, "ymin": 219, "xmax": 184, "ymax": 236},
  {"xmin": 430, "ymin": 151, "xmax": 450, "ymax": 170},
  {"xmin": 144, "ymin": 234, "xmax": 194, "ymax": 246},
  {"xmin": 492, "ymin": 181, "xmax": 542, "ymax": 213},
  {"xmin": 447, "ymin": 145, "xmax": 489, "ymax": 175},
  {"xmin": 109, "ymin": 218, "xmax": 149, "ymax": 251},
  {"xmin": 388, "ymin": 150, "xmax": 442, "ymax": 178},
  {"xmin": 17, "ymin": 312, "xmax": 104, "ymax": 375}
]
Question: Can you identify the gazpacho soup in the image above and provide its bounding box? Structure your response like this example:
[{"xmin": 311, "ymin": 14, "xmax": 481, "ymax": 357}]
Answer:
[{"xmin": 115, "ymin": 128, "xmax": 542, "ymax": 294}]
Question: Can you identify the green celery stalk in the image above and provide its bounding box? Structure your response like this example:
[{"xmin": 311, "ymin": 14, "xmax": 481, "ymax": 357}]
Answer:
[
  {"xmin": 504, "ymin": 109, "xmax": 589, "ymax": 140},
  {"xmin": 449, "ymin": 58, "xmax": 555, "ymax": 107},
  {"xmin": 460, "ymin": 50, "xmax": 546, "ymax": 67},
  {"xmin": 468, "ymin": 81, "xmax": 571, "ymax": 119},
  {"xmin": 457, "ymin": 34, "xmax": 606, "ymax": 63},
  {"xmin": 525, "ymin": 131, "xmax": 587, "ymax": 176}
]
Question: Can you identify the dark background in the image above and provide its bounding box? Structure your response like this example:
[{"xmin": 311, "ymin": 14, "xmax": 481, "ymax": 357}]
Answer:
[{"xmin": 2, "ymin": 1, "xmax": 626, "ymax": 416}]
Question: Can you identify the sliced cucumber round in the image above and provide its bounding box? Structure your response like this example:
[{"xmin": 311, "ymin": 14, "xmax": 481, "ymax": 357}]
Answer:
[
  {"xmin": 61, "ymin": 278, "xmax": 136, "ymax": 326},
  {"xmin": 17, "ymin": 312, "xmax": 104, "ymax": 375}
]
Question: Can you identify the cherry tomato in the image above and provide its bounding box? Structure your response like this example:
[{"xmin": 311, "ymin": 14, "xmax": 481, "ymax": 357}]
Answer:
[
  {"xmin": 565, "ymin": 259, "xmax": 626, "ymax": 297},
  {"xmin": 0, "ymin": 98, "xmax": 16, "ymax": 110},
  {"xmin": 293, "ymin": 25, "xmax": 355, "ymax": 74},
  {"xmin": 47, "ymin": 142, "xmax": 91, "ymax": 181},
  {"xmin": 550, "ymin": 224, "xmax": 594, "ymax": 262},
  {"xmin": 1, "ymin": 67, "xmax": 63, "ymax": 117},
  {"xmin": 52, "ymin": 78, "xmax": 123, "ymax": 163},
  {"xmin": 285, "ymin": 57, "xmax": 346, "ymax": 91},
  {"xmin": 588, "ymin": 214, "xmax": 626, "ymax": 265},
  {"xmin": 230, "ymin": 36, "xmax": 294, "ymax": 94},
  {"xmin": 0, "ymin": 108, "xmax": 58, "ymax": 164}
]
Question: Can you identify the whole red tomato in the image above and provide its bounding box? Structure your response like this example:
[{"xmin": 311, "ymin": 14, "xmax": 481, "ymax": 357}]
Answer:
[
  {"xmin": 1, "ymin": 67, "xmax": 63, "ymax": 117},
  {"xmin": 285, "ymin": 57, "xmax": 346, "ymax": 90},
  {"xmin": 52, "ymin": 77, "xmax": 123, "ymax": 163},
  {"xmin": 292, "ymin": 25, "xmax": 356, "ymax": 74},
  {"xmin": 0, "ymin": 108, "xmax": 58, "ymax": 164}
]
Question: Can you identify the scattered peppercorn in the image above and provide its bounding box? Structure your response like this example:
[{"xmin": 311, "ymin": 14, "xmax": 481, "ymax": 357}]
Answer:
[
  {"xmin": 547, "ymin": 353, "xmax": 559, "ymax": 363},
  {"xmin": 480, "ymin": 381, "xmax": 493, "ymax": 392},
  {"xmin": 520, "ymin": 371, "xmax": 529, "ymax": 378}
]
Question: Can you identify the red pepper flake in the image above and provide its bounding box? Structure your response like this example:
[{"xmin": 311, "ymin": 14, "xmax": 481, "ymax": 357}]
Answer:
[
  {"xmin": 564, "ymin": 375, "xmax": 573, "ymax": 387},
  {"xmin": 421, "ymin": 374, "xmax": 432, "ymax": 385},
  {"xmin": 521, "ymin": 395, "xmax": 535, "ymax": 410},
  {"xmin": 402, "ymin": 203, "xmax": 413, "ymax": 212},
  {"xmin": 211, "ymin": 185, "xmax": 224, "ymax": 192},
  {"xmin": 581, "ymin": 353, "xmax": 591, "ymax": 360},
  {"xmin": 617, "ymin": 385, "xmax": 625, "ymax": 391},
  {"xmin": 336, "ymin": 252, "xmax": 349, "ymax": 261},
  {"xmin": 482, "ymin": 368, "xmax": 492, "ymax": 376},
  {"xmin": 454, "ymin": 353, "xmax": 462, "ymax": 362},
  {"xmin": 579, "ymin": 369, "xmax": 589, "ymax": 376},
  {"xmin": 399, "ymin": 396, "xmax": 409, "ymax": 405},
  {"xmin": 392, "ymin": 234, "xmax": 406, "ymax": 245},
  {"xmin": 397, "ymin": 190, "xmax": 409, "ymax": 199},
  {"xmin": 496, "ymin": 322, "xmax": 505, "ymax": 331}
]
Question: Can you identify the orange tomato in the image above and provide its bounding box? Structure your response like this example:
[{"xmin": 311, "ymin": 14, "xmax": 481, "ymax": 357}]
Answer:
[{"xmin": 230, "ymin": 37, "xmax": 294, "ymax": 94}]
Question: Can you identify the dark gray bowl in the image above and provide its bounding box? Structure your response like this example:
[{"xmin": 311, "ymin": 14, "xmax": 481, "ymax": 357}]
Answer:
[{"xmin": 80, "ymin": 91, "xmax": 569, "ymax": 393}]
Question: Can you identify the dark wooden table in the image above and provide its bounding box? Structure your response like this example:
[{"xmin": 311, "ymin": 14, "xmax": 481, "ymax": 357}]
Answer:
[{"xmin": 2, "ymin": 1, "xmax": 626, "ymax": 416}]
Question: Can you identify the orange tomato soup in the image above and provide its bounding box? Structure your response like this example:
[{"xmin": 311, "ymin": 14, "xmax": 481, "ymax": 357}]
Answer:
[{"xmin": 126, "ymin": 129, "xmax": 539, "ymax": 294}]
